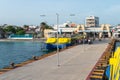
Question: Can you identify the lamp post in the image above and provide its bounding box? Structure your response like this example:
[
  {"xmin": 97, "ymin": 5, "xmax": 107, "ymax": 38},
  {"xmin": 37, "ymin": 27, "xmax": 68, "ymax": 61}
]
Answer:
[
  {"xmin": 40, "ymin": 14, "xmax": 46, "ymax": 17},
  {"xmin": 40, "ymin": 15, "xmax": 46, "ymax": 23},
  {"xmin": 94, "ymin": 26, "xmax": 96, "ymax": 40},
  {"xmin": 69, "ymin": 14, "xmax": 75, "ymax": 23},
  {"xmin": 40, "ymin": 14, "xmax": 46, "ymax": 38},
  {"xmin": 83, "ymin": 35, "xmax": 85, "ymax": 52},
  {"xmin": 56, "ymin": 13, "xmax": 60, "ymax": 67},
  {"xmin": 93, "ymin": 19, "xmax": 96, "ymax": 40}
]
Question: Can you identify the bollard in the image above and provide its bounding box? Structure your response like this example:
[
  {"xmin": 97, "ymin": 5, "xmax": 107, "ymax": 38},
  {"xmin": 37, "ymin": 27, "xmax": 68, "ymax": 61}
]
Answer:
[
  {"xmin": 32, "ymin": 56, "xmax": 37, "ymax": 60},
  {"xmin": 10, "ymin": 62, "xmax": 15, "ymax": 68}
]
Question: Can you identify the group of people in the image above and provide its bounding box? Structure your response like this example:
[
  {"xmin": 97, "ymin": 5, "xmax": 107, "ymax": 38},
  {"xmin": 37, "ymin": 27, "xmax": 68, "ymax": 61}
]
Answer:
[
  {"xmin": 71, "ymin": 38, "xmax": 93, "ymax": 45},
  {"xmin": 81, "ymin": 38, "xmax": 93, "ymax": 44}
]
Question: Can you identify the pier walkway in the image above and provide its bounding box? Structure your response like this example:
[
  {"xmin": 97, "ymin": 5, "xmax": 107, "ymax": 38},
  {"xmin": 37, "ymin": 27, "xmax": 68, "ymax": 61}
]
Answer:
[{"xmin": 0, "ymin": 39, "xmax": 110, "ymax": 80}]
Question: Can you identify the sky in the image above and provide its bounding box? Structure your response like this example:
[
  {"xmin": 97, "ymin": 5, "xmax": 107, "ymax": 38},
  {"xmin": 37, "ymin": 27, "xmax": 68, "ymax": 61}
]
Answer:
[{"xmin": 0, "ymin": 0, "xmax": 120, "ymax": 26}]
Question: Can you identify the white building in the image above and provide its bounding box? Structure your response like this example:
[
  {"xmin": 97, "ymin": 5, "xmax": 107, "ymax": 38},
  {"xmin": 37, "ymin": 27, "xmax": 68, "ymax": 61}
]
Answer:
[
  {"xmin": 44, "ymin": 23, "xmax": 112, "ymax": 38},
  {"xmin": 86, "ymin": 16, "xmax": 99, "ymax": 27},
  {"xmin": 112, "ymin": 25, "xmax": 120, "ymax": 38},
  {"xmin": 29, "ymin": 25, "xmax": 38, "ymax": 28}
]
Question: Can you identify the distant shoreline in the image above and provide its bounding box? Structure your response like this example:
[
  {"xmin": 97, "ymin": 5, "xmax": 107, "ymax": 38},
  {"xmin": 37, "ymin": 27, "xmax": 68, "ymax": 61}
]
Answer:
[{"xmin": 0, "ymin": 38, "xmax": 46, "ymax": 42}]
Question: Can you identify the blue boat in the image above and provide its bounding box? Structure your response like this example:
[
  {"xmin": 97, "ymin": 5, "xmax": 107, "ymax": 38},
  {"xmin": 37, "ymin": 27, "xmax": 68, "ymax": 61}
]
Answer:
[{"xmin": 45, "ymin": 38, "xmax": 71, "ymax": 50}]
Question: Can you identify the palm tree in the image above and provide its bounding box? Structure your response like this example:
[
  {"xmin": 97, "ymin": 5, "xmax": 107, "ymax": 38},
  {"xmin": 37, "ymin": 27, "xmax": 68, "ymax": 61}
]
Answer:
[
  {"xmin": 23, "ymin": 25, "xmax": 29, "ymax": 31},
  {"xmin": 40, "ymin": 22, "xmax": 53, "ymax": 37},
  {"xmin": 40, "ymin": 22, "xmax": 46, "ymax": 37}
]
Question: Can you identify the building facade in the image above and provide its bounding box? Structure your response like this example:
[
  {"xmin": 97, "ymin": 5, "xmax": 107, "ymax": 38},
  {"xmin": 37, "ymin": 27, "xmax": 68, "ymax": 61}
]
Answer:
[
  {"xmin": 44, "ymin": 24, "xmax": 112, "ymax": 38},
  {"xmin": 86, "ymin": 16, "xmax": 99, "ymax": 27}
]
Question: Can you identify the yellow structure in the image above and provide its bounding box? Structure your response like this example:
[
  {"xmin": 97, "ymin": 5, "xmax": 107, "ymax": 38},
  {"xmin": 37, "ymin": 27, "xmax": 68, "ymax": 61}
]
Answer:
[
  {"xmin": 46, "ymin": 38, "xmax": 71, "ymax": 44},
  {"xmin": 46, "ymin": 38, "xmax": 57, "ymax": 44},
  {"xmin": 100, "ymin": 24, "xmax": 111, "ymax": 38},
  {"xmin": 44, "ymin": 29, "xmax": 55, "ymax": 38},
  {"xmin": 109, "ymin": 47, "xmax": 120, "ymax": 80},
  {"xmin": 44, "ymin": 24, "xmax": 112, "ymax": 39},
  {"xmin": 77, "ymin": 24, "xmax": 86, "ymax": 35},
  {"xmin": 58, "ymin": 38, "xmax": 71, "ymax": 44}
]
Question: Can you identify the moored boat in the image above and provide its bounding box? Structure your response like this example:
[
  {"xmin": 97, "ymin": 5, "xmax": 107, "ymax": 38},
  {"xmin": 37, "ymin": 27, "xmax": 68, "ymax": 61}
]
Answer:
[{"xmin": 45, "ymin": 37, "xmax": 71, "ymax": 50}]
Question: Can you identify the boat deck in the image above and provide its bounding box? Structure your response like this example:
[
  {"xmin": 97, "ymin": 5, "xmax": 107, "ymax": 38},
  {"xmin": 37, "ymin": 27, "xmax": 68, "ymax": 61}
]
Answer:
[{"xmin": 0, "ymin": 39, "xmax": 109, "ymax": 80}]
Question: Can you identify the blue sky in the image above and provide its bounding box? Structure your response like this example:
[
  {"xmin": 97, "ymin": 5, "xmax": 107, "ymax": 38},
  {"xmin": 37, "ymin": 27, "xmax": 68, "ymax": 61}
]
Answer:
[{"xmin": 0, "ymin": 0, "xmax": 120, "ymax": 26}]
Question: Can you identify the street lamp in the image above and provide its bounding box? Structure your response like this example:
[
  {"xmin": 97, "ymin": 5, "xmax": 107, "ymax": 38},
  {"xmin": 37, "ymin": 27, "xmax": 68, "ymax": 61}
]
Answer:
[
  {"xmin": 56, "ymin": 13, "xmax": 60, "ymax": 67},
  {"xmin": 40, "ymin": 15, "xmax": 46, "ymax": 17},
  {"xmin": 69, "ymin": 14, "xmax": 75, "ymax": 23},
  {"xmin": 94, "ymin": 26, "xmax": 96, "ymax": 40},
  {"xmin": 40, "ymin": 15, "xmax": 47, "ymax": 23},
  {"xmin": 93, "ymin": 19, "xmax": 96, "ymax": 40},
  {"xmin": 70, "ymin": 14, "xmax": 75, "ymax": 16},
  {"xmin": 40, "ymin": 14, "xmax": 46, "ymax": 38},
  {"xmin": 40, "ymin": 14, "xmax": 60, "ymax": 67},
  {"xmin": 83, "ymin": 35, "xmax": 86, "ymax": 52}
]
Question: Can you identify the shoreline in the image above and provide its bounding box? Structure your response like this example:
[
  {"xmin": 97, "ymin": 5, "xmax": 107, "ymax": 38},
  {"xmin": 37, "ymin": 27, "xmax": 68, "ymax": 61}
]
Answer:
[
  {"xmin": 0, "ymin": 43, "xmax": 76, "ymax": 75},
  {"xmin": 0, "ymin": 38, "xmax": 46, "ymax": 42},
  {"xmin": 0, "ymin": 38, "xmax": 110, "ymax": 80}
]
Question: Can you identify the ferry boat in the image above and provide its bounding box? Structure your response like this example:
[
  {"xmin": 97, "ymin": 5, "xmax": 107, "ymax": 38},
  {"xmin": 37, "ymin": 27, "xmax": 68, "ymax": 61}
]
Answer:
[{"xmin": 45, "ymin": 33, "xmax": 85, "ymax": 50}]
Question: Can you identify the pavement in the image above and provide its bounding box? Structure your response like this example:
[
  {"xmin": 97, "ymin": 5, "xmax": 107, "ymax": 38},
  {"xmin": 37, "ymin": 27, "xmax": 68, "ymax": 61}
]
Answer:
[{"xmin": 0, "ymin": 38, "xmax": 110, "ymax": 80}]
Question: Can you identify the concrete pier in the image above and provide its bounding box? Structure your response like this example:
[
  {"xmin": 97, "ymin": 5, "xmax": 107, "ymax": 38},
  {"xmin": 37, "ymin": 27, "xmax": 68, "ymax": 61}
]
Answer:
[{"xmin": 0, "ymin": 39, "xmax": 110, "ymax": 80}]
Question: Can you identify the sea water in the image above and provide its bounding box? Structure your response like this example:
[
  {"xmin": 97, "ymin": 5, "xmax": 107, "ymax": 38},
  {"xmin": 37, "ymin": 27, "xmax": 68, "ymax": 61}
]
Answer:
[{"xmin": 0, "ymin": 41, "xmax": 47, "ymax": 69}]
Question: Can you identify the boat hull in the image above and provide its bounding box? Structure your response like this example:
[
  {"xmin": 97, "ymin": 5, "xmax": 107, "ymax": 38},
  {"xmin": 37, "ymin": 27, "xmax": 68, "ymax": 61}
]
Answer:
[{"xmin": 46, "ymin": 43, "xmax": 71, "ymax": 50}]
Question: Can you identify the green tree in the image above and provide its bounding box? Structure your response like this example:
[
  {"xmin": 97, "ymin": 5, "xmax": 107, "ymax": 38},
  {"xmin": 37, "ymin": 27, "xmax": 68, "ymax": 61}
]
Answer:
[
  {"xmin": 4, "ymin": 26, "xmax": 16, "ymax": 34},
  {"xmin": 0, "ymin": 28, "xmax": 6, "ymax": 38},
  {"xmin": 65, "ymin": 25, "xmax": 69, "ymax": 27},
  {"xmin": 16, "ymin": 27, "xmax": 24, "ymax": 32},
  {"xmin": 23, "ymin": 25, "xmax": 29, "ymax": 31},
  {"xmin": 16, "ymin": 30, "xmax": 25, "ymax": 35}
]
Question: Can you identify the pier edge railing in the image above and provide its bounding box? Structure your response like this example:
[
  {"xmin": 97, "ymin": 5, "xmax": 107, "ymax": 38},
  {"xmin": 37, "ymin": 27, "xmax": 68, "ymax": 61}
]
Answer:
[{"xmin": 86, "ymin": 39, "xmax": 115, "ymax": 80}]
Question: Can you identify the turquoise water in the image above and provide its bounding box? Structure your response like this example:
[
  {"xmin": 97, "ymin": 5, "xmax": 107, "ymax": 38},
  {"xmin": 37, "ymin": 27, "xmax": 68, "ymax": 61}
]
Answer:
[{"xmin": 0, "ymin": 41, "xmax": 47, "ymax": 69}]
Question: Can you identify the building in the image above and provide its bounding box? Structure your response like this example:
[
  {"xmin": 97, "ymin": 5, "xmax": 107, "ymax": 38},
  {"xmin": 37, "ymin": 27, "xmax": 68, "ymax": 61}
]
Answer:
[
  {"xmin": 44, "ymin": 22, "xmax": 112, "ymax": 39},
  {"xmin": 86, "ymin": 16, "xmax": 99, "ymax": 27},
  {"xmin": 112, "ymin": 25, "xmax": 120, "ymax": 38}
]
